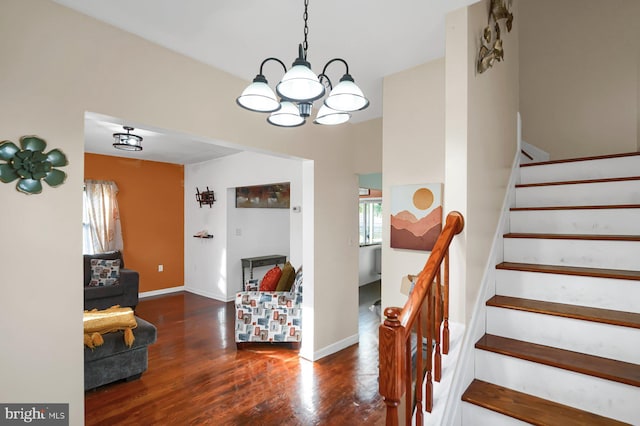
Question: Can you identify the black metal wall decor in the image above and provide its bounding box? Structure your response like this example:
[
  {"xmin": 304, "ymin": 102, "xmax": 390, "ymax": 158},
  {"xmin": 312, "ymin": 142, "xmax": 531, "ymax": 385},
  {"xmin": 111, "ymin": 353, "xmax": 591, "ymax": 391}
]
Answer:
[
  {"xmin": 196, "ymin": 187, "xmax": 216, "ymax": 208},
  {"xmin": 0, "ymin": 135, "xmax": 68, "ymax": 195}
]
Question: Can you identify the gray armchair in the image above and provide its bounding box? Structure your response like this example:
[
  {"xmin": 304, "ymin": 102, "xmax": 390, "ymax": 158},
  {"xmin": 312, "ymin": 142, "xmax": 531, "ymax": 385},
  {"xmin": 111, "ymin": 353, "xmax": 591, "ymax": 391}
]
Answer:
[{"xmin": 84, "ymin": 251, "xmax": 139, "ymax": 311}]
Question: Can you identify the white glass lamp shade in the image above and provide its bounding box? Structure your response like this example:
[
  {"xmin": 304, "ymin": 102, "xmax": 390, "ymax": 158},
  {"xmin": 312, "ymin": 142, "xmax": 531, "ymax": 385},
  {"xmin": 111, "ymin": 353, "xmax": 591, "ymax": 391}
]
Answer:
[
  {"xmin": 276, "ymin": 64, "xmax": 325, "ymax": 103},
  {"xmin": 324, "ymin": 74, "xmax": 369, "ymax": 112},
  {"xmin": 236, "ymin": 76, "xmax": 281, "ymax": 113},
  {"xmin": 267, "ymin": 101, "xmax": 305, "ymax": 127},
  {"xmin": 314, "ymin": 104, "xmax": 350, "ymax": 125}
]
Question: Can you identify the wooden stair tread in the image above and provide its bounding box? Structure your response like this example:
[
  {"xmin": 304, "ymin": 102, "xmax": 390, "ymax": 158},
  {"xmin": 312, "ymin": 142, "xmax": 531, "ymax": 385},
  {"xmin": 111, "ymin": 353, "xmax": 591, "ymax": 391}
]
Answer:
[
  {"xmin": 516, "ymin": 176, "xmax": 640, "ymax": 188},
  {"xmin": 520, "ymin": 151, "xmax": 640, "ymax": 168},
  {"xmin": 496, "ymin": 262, "xmax": 640, "ymax": 281},
  {"xmin": 511, "ymin": 204, "xmax": 640, "ymax": 211},
  {"xmin": 462, "ymin": 379, "xmax": 630, "ymax": 426},
  {"xmin": 503, "ymin": 233, "xmax": 640, "ymax": 241},
  {"xmin": 486, "ymin": 295, "xmax": 640, "ymax": 329},
  {"xmin": 476, "ymin": 334, "xmax": 640, "ymax": 387}
]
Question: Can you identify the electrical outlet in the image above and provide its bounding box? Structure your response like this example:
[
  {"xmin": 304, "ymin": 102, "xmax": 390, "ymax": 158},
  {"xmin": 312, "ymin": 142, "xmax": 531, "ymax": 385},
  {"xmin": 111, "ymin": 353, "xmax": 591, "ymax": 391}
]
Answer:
[{"xmin": 158, "ymin": 264, "xmax": 163, "ymax": 272}]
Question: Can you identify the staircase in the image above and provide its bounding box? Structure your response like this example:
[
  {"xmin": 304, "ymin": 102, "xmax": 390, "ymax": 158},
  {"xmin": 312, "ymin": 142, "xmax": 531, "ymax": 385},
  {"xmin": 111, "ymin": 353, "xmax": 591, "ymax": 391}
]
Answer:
[{"xmin": 460, "ymin": 152, "xmax": 640, "ymax": 425}]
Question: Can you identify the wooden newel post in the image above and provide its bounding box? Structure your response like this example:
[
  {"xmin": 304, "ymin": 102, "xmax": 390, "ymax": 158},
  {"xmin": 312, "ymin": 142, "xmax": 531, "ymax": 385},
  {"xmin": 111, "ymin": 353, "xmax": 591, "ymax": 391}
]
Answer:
[{"xmin": 379, "ymin": 307, "xmax": 405, "ymax": 426}]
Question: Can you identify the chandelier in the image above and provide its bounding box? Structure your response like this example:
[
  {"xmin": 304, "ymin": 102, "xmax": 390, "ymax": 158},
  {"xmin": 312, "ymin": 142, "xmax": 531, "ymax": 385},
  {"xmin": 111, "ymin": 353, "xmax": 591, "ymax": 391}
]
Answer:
[
  {"xmin": 236, "ymin": 0, "xmax": 369, "ymax": 127},
  {"xmin": 112, "ymin": 126, "xmax": 143, "ymax": 151}
]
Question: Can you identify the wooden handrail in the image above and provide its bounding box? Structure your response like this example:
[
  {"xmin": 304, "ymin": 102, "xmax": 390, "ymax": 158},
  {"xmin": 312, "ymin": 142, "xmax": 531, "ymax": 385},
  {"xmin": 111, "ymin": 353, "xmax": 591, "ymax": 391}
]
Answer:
[{"xmin": 379, "ymin": 211, "xmax": 464, "ymax": 425}]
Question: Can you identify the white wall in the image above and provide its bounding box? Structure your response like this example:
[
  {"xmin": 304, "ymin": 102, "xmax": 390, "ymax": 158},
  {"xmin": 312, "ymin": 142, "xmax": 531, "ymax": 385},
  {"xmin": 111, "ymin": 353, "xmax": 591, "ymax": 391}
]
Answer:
[
  {"xmin": 227, "ymin": 189, "xmax": 290, "ymax": 292},
  {"xmin": 185, "ymin": 151, "xmax": 301, "ymax": 301},
  {"xmin": 445, "ymin": 0, "xmax": 519, "ymax": 322},
  {"xmin": 519, "ymin": 0, "xmax": 640, "ymax": 160},
  {"xmin": 381, "ymin": 57, "xmax": 446, "ymax": 311}
]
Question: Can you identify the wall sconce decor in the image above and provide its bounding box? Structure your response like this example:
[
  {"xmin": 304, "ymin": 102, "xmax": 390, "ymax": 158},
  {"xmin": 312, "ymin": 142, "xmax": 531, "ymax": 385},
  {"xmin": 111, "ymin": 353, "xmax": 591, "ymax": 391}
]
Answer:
[
  {"xmin": 196, "ymin": 187, "xmax": 216, "ymax": 208},
  {"xmin": 477, "ymin": 0, "xmax": 514, "ymax": 74},
  {"xmin": 0, "ymin": 135, "xmax": 68, "ymax": 195}
]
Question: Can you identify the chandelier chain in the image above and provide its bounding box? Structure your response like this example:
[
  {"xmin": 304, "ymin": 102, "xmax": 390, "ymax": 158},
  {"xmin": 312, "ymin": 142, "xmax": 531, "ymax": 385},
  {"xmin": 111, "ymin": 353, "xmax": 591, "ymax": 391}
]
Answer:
[{"xmin": 303, "ymin": 0, "xmax": 309, "ymax": 57}]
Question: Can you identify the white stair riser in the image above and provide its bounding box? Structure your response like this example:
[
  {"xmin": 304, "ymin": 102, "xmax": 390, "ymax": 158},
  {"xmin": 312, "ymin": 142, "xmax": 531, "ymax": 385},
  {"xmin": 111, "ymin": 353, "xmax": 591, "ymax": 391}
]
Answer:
[
  {"xmin": 510, "ymin": 208, "xmax": 640, "ymax": 235},
  {"xmin": 486, "ymin": 307, "xmax": 640, "ymax": 364},
  {"xmin": 462, "ymin": 402, "xmax": 529, "ymax": 426},
  {"xmin": 495, "ymin": 270, "xmax": 640, "ymax": 312},
  {"xmin": 503, "ymin": 238, "xmax": 640, "ymax": 270},
  {"xmin": 520, "ymin": 156, "xmax": 640, "ymax": 185},
  {"xmin": 515, "ymin": 180, "xmax": 640, "ymax": 208},
  {"xmin": 475, "ymin": 350, "xmax": 640, "ymax": 425}
]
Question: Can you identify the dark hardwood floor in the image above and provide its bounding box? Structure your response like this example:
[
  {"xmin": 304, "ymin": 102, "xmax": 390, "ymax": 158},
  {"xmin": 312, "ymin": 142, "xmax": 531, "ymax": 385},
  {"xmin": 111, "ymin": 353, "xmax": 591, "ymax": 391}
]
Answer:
[{"xmin": 85, "ymin": 283, "xmax": 385, "ymax": 425}]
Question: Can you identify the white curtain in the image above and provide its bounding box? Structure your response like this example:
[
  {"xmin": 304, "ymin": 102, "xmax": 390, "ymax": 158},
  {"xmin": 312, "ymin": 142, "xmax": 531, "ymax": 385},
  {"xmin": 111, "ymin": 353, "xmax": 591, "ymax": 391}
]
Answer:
[{"xmin": 83, "ymin": 180, "xmax": 123, "ymax": 254}]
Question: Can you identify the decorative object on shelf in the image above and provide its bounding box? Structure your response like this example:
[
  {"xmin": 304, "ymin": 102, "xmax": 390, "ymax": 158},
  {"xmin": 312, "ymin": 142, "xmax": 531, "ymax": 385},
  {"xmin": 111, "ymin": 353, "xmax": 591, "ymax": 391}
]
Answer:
[
  {"xmin": 236, "ymin": 182, "xmax": 290, "ymax": 209},
  {"xmin": 113, "ymin": 126, "xmax": 143, "ymax": 151},
  {"xmin": 196, "ymin": 186, "xmax": 216, "ymax": 208},
  {"xmin": 0, "ymin": 135, "xmax": 68, "ymax": 195},
  {"xmin": 236, "ymin": 0, "xmax": 369, "ymax": 127},
  {"xmin": 477, "ymin": 0, "xmax": 514, "ymax": 74},
  {"xmin": 390, "ymin": 183, "xmax": 443, "ymax": 251},
  {"xmin": 193, "ymin": 230, "xmax": 213, "ymax": 239}
]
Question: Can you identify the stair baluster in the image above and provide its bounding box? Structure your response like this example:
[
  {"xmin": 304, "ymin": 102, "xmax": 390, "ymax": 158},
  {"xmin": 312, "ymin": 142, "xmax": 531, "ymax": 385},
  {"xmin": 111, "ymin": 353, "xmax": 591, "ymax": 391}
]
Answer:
[{"xmin": 379, "ymin": 211, "xmax": 464, "ymax": 425}]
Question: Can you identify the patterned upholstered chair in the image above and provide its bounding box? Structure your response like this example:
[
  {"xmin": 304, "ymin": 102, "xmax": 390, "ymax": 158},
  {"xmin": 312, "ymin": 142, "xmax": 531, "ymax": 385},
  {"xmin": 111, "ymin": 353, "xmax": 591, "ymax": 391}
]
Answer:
[{"xmin": 235, "ymin": 267, "xmax": 302, "ymax": 349}]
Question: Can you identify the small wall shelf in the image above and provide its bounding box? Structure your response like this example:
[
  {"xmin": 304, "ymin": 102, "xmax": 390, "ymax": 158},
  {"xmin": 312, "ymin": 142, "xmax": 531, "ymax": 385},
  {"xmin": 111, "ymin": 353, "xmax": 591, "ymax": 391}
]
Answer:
[{"xmin": 193, "ymin": 235, "xmax": 213, "ymax": 239}]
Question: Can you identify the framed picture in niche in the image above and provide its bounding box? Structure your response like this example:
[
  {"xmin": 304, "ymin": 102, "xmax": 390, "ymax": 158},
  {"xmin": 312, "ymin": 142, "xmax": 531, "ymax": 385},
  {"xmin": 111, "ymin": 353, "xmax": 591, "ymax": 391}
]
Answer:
[{"xmin": 236, "ymin": 182, "xmax": 290, "ymax": 209}]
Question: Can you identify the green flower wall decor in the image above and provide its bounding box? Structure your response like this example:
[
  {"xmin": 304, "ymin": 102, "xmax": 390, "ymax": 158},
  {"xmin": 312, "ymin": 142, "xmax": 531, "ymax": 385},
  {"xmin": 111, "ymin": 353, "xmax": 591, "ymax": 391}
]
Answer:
[{"xmin": 0, "ymin": 136, "xmax": 68, "ymax": 195}]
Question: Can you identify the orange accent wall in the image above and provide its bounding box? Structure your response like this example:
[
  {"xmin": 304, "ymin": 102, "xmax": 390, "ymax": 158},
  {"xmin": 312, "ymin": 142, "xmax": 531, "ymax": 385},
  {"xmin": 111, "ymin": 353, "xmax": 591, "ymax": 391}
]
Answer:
[{"xmin": 85, "ymin": 153, "xmax": 184, "ymax": 293}]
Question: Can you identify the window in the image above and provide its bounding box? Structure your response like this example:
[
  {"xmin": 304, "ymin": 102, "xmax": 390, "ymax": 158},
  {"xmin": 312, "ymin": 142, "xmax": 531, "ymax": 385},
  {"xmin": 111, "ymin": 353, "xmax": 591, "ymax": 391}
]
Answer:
[
  {"xmin": 83, "ymin": 180, "xmax": 123, "ymax": 254},
  {"xmin": 359, "ymin": 199, "xmax": 382, "ymax": 245}
]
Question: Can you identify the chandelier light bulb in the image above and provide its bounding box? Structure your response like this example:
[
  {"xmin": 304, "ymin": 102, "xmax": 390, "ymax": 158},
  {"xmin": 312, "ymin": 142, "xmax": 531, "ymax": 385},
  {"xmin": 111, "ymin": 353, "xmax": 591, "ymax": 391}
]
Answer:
[
  {"xmin": 236, "ymin": 75, "xmax": 281, "ymax": 113},
  {"xmin": 267, "ymin": 101, "xmax": 305, "ymax": 127},
  {"xmin": 276, "ymin": 46, "xmax": 325, "ymax": 103},
  {"xmin": 314, "ymin": 104, "xmax": 350, "ymax": 125},
  {"xmin": 324, "ymin": 74, "xmax": 369, "ymax": 112}
]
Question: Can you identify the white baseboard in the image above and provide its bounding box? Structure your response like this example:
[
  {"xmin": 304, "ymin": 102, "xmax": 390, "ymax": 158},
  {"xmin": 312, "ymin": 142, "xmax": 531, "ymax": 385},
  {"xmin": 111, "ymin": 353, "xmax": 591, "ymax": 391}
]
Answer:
[
  {"xmin": 311, "ymin": 333, "xmax": 359, "ymax": 361},
  {"xmin": 139, "ymin": 286, "xmax": 185, "ymax": 299},
  {"xmin": 183, "ymin": 286, "xmax": 230, "ymax": 302}
]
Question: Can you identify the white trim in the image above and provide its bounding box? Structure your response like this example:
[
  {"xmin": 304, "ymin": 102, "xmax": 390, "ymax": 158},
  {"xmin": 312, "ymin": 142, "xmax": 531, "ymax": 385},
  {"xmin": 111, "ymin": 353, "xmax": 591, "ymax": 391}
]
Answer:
[
  {"xmin": 310, "ymin": 333, "xmax": 359, "ymax": 361},
  {"xmin": 139, "ymin": 286, "xmax": 185, "ymax": 299},
  {"xmin": 521, "ymin": 140, "xmax": 550, "ymax": 163},
  {"xmin": 441, "ymin": 145, "xmax": 521, "ymax": 425},
  {"xmin": 183, "ymin": 286, "xmax": 230, "ymax": 302}
]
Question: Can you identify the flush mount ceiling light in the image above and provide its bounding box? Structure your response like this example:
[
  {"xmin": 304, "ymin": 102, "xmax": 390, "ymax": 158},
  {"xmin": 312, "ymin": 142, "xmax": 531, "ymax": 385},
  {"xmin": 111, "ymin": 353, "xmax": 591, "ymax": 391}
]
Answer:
[
  {"xmin": 236, "ymin": 0, "xmax": 369, "ymax": 127},
  {"xmin": 112, "ymin": 126, "xmax": 143, "ymax": 151}
]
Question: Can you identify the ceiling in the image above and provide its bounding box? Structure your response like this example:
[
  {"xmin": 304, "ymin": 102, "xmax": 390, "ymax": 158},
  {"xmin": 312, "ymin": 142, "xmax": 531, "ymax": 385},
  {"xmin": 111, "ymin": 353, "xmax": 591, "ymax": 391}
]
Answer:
[
  {"xmin": 84, "ymin": 113, "xmax": 242, "ymax": 164},
  {"xmin": 55, "ymin": 0, "xmax": 477, "ymax": 164}
]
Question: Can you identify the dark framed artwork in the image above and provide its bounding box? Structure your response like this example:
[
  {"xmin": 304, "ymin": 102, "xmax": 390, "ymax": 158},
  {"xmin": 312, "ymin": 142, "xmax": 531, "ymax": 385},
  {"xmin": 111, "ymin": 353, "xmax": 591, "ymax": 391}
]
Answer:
[{"xmin": 236, "ymin": 182, "xmax": 290, "ymax": 209}]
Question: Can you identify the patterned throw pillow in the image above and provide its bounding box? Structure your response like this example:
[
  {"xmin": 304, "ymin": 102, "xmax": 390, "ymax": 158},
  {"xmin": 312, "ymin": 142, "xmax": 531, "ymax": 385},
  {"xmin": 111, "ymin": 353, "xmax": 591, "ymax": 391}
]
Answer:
[
  {"xmin": 244, "ymin": 279, "xmax": 259, "ymax": 291},
  {"xmin": 259, "ymin": 265, "xmax": 282, "ymax": 291},
  {"xmin": 291, "ymin": 266, "xmax": 303, "ymax": 294},
  {"xmin": 89, "ymin": 259, "xmax": 121, "ymax": 287}
]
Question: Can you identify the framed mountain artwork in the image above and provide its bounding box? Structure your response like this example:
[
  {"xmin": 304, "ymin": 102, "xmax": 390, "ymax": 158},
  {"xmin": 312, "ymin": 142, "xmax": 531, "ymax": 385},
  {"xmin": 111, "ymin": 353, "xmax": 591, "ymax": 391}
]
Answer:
[{"xmin": 390, "ymin": 183, "xmax": 443, "ymax": 251}]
